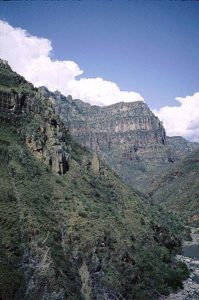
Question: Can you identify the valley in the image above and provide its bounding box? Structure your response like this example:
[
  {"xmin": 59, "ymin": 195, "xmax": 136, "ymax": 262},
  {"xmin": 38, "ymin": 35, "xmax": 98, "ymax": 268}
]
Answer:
[{"xmin": 150, "ymin": 149, "xmax": 199, "ymax": 224}]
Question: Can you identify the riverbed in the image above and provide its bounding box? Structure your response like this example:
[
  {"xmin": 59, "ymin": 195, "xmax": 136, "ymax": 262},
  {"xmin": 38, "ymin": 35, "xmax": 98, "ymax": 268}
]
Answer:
[{"xmin": 160, "ymin": 227, "xmax": 199, "ymax": 300}]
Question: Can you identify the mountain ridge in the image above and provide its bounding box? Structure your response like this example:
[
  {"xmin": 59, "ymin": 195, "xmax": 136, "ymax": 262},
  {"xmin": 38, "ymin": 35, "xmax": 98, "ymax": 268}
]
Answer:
[{"xmin": 44, "ymin": 87, "xmax": 199, "ymax": 192}]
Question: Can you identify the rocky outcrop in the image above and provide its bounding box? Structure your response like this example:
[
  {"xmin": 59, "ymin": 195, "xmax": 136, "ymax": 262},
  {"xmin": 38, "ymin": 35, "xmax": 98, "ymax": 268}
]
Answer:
[
  {"xmin": 0, "ymin": 90, "xmax": 36, "ymax": 125},
  {"xmin": 24, "ymin": 92, "xmax": 70, "ymax": 175},
  {"xmin": 0, "ymin": 62, "xmax": 70, "ymax": 175},
  {"xmin": 90, "ymin": 152, "xmax": 100, "ymax": 174},
  {"xmin": 166, "ymin": 136, "xmax": 199, "ymax": 162}
]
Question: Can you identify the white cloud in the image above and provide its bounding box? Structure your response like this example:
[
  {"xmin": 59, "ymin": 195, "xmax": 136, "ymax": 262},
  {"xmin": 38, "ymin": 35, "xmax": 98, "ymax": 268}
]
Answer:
[
  {"xmin": 1, "ymin": 20, "xmax": 198, "ymax": 141},
  {"xmin": 67, "ymin": 77, "xmax": 143, "ymax": 106},
  {"xmin": 153, "ymin": 92, "xmax": 199, "ymax": 142},
  {"xmin": 0, "ymin": 20, "xmax": 143, "ymax": 106}
]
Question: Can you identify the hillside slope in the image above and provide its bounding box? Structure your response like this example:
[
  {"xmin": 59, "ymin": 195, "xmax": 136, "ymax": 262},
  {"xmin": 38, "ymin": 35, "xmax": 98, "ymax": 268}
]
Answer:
[
  {"xmin": 149, "ymin": 149, "xmax": 199, "ymax": 225},
  {"xmin": 0, "ymin": 59, "xmax": 189, "ymax": 299}
]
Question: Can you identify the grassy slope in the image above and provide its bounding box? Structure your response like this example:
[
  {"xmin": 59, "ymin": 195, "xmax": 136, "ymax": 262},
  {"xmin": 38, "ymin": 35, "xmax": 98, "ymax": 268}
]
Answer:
[
  {"xmin": 149, "ymin": 149, "xmax": 199, "ymax": 224},
  {"xmin": 0, "ymin": 123, "xmax": 189, "ymax": 300},
  {"xmin": 0, "ymin": 62, "xmax": 36, "ymax": 94}
]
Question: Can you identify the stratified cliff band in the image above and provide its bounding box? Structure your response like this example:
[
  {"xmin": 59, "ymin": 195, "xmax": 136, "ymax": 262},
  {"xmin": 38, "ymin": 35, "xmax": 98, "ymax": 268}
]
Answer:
[{"xmin": 48, "ymin": 89, "xmax": 199, "ymax": 192}]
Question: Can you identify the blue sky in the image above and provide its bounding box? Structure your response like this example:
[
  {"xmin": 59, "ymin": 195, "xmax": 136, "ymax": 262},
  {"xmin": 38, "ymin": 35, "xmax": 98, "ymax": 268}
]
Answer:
[
  {"xmin": 1, "ymin": 0, "xmax": 199, "ymax": 108},
  {"xmin": 0, "ymin": 1, "xmax": 199, "ymax": 140}
]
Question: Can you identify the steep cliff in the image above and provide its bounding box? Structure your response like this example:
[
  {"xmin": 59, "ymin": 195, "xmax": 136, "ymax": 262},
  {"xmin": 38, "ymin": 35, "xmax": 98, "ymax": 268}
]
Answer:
[
  {"xmin": 0, "ymin": 61, "xmax": 69, "ymax": 175},
  {"xmin": 0, "ymin": 60, "xmax": 190, "ymax": 299},
  {"xmin": 50, "ymin": 92, "xmax": 199, "ymax": 192}
]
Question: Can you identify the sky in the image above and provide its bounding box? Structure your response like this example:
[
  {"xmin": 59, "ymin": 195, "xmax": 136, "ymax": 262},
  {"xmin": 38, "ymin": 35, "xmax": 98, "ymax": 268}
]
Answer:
[{"xmin": 0, "ymin": 1, "xmax": 199, "ymax": 141}]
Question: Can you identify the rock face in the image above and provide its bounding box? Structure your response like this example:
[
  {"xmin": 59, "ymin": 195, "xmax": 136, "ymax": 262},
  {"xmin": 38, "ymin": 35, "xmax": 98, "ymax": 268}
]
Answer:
[
  {"xmin": 166, "ymin": 136, "xmax": 199, "ymax": 162},
  {"xmin": 0, "ymin": 60, "xmax": 70, "ymax": 175},
  {"xmin": 51, "ymin": 94, "xmax": 199, "ymax": 191},
  {"xmin": 24, "ymin": 91, "xmax": 70, "ymax": 175}
]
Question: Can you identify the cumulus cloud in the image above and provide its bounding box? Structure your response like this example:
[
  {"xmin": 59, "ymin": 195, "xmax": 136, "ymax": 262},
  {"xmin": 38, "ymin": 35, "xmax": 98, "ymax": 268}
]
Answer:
[
  {"xmin": 0, "ymin": 20, "xmax": 143, "ymax": 106},
  {"xmin": 153, "ymin": 92, "xmax": 199, "ymax": 142},
  {"xmin": 0, "ymin": 20, "xmax": 83, "ymax": 93},
  {"xmin": 67, "ymin": 77, "xmax": 143, "ymax": 106}
]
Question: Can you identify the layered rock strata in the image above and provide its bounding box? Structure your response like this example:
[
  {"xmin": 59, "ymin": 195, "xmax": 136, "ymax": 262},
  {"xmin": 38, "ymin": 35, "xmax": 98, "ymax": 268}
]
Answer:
[{"xmin": 50, "ymin": 93, "xmax": 199, "ymax": 191}]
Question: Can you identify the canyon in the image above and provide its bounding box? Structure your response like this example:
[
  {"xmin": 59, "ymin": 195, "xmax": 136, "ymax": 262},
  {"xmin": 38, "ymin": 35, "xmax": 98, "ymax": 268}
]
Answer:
[{"xmin": 0, "ymin": 59, "xmax": 198, "ymax": 299}]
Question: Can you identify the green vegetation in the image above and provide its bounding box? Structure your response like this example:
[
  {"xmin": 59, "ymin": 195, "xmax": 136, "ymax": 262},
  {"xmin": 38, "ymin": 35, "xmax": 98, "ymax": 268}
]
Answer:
[
  {"xmin": 0, "ymin": 62, "xmax": 36, "ymax": 95},
  {"xmin": 150, "ymin": 149, "xmax": 199, "ymax": 225},
  {"xmin": 0, "ymin": 62, "xmax": 190, "ymax": 299},
  {"xmin": 0, "ymin": 123, "xmax": 189, "ymax": 300}
]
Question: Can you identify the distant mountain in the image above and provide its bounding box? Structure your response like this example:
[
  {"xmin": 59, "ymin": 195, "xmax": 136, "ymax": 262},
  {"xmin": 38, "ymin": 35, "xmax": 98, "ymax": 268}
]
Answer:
[
  {"xmin": 0, "ymin": 59, "xmax": 190, "ymax": 299},
  {"xmin": 149, "ymin": 149, "xmax": 199, "ymax": 225},
  {"xmin": 47, "ymin": 90, "xmax": 199, "ymax": 192}
]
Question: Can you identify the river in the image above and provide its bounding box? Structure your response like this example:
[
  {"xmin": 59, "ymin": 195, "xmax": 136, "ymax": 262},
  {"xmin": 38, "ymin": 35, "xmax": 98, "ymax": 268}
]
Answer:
[{"xmin": 160, "ymin": 227, "xmax": 199, "ymax": 300}]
